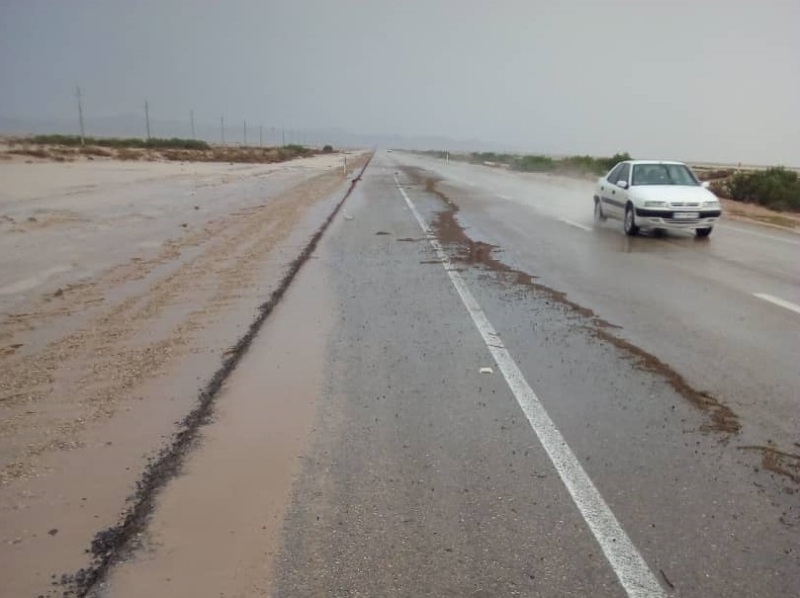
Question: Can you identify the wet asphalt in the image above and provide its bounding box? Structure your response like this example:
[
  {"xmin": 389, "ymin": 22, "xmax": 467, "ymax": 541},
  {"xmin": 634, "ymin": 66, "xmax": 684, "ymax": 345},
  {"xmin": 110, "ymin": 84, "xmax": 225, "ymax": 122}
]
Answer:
[
  {"xmin": 269, "ymin": 154, "xmax": 799, "ymax": 597},
  {"xmin": 91, "ymin": 152, "xmax": 799, "ymax": 597}
]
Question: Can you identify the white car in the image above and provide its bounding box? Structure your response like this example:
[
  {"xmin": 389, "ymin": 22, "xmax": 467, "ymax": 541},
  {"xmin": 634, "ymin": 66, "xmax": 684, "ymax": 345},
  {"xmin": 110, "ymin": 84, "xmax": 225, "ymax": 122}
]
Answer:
[{"xmin": 593, "ymin": 160, "xmax": 722, "ymax": 237}]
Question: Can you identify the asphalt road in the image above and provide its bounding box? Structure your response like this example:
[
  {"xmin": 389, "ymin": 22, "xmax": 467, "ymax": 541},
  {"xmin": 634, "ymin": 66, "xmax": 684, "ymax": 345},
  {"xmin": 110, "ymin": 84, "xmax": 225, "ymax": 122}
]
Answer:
[{"xmin": 99, "ymin": 152, "xmax": 799, "ymax": 597}]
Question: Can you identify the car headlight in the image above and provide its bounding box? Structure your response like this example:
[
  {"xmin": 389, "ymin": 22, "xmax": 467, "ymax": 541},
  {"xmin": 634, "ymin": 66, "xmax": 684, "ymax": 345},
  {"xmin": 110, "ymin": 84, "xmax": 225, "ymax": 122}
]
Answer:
[
  {"xmin": 702, "ymin": 200, "xmax": 720, "ymax": 208},
  {"xmin": 644, "ymin": 200, "xmax": 668, "ymax": 207}
]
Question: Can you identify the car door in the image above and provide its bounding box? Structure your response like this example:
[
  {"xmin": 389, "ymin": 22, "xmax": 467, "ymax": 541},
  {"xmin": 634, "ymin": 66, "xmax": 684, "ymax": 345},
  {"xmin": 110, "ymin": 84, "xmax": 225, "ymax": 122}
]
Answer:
[
  {"xmin": 600, "ymin": 162, "xmax": 630, "ymax": 218},
  {"xmin": 609, "ymin": 162, "xmax": 631, "ymax": 217},
  {"xmin": 599, "ymin": 163, "xmax": 624, "ymax": 217}
]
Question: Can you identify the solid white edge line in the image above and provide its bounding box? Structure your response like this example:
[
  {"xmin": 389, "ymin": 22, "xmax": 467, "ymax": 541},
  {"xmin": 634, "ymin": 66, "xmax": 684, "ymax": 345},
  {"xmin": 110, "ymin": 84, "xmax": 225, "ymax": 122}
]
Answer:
[
  {"xmin": 560, "ymin": 219, "xmax": 594, "ymax": 232},
  {"xmin": 499, "ymin": 194, "xmax": 512, "ymax": 200},
  {"xmin": 394, "ymin": 175, "xmax": 665, "ymax": 598},
  {"xmin": 753, "ymin": 293, "xmax": 800, "ymax": 315}
]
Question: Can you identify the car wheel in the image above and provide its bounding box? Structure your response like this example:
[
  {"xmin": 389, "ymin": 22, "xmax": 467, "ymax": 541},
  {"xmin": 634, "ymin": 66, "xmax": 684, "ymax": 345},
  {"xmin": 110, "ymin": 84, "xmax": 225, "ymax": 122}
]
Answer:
[
  {"xmin": 624, "ymin": 204, "xmax": 639, "ymax": 236},
  {"xmin": 695, "ymin": 227, "xmax": 713, "ymax": 238},
  {"xmin": 594, "ymin": 199, "xmax": 606, "ymax": 222}
]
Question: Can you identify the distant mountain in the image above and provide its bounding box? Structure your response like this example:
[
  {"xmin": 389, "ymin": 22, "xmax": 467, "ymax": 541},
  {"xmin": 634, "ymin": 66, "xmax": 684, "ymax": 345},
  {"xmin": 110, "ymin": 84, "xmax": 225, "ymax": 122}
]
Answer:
[{"xmin": 0, "ymin": 114, "xmax": 503, "ymax": 153}]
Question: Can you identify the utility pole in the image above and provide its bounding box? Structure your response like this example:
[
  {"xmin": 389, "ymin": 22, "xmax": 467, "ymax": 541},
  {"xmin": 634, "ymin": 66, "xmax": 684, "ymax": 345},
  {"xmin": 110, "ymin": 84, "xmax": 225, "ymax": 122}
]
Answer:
[
  {"xmin": 144, "ymin": 100, "xmax": 151, "ymax": 140},
  {"xmin": 282, "ymin": 127, "xmax": 286, "ymax": 147},
  {"xmin": 190, "ymin": 110, "xmax": 195, "ymax": 139},
  {"xmin": 259, "ymin": 123, "xmax": 263, "ymax": 147},
  {"xmin": 243, "ymin": 119, "xmax": 247, "ymax": 146},
  {"xmin": 76, "ymin": 86, "xmax": 85, "ymax": 146},
  {"xmin": 221, "ymin": 115, "xmax": 225, "ymax": 144}
]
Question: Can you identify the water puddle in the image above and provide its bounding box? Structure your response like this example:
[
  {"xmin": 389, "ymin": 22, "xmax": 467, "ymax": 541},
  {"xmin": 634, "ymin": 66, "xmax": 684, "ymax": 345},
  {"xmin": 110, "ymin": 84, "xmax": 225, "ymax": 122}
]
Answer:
[{"xmin": 102, "ymin": 255, "xmax": 334, "ymax": 597}]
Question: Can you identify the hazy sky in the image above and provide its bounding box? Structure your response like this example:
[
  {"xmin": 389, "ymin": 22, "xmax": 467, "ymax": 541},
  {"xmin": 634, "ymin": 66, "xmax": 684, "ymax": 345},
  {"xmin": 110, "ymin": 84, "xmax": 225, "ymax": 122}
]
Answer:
[{"xmin": 2, "ymin": 0, "xmax": 799, "ymax": 164}]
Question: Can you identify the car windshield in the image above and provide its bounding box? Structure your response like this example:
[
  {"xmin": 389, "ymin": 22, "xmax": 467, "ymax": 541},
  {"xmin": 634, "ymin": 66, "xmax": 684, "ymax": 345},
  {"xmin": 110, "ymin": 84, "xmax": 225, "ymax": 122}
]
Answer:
[{"xmin": 632, "ymin": 164, "xmax": 699, "ymax": 186}]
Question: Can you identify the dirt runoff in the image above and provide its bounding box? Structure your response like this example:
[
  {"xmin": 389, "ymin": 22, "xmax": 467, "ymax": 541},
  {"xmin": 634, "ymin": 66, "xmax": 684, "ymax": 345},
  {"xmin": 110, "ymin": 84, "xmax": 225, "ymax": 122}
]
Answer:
[
  {"xmin": 400, "ymin": 166, "xmax": 741, "ymax": 438},
  {"xmin": 0, "ymin": 153, "xmax": 369, "ymax": 598},
  {"xmin": 719, "ymin": 197, "xmax": 800, "ymax": 231}
]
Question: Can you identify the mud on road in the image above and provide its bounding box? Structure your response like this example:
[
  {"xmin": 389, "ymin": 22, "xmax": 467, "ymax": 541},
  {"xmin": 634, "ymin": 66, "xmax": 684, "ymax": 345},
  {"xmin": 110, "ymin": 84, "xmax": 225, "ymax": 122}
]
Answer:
[
  {"xmin": 0, "ymin": 153, "xmax": 370, "ymax": 597},
  {"xmin": 402, "ymin": 165, "xmax": 800, "ymax": 490}
]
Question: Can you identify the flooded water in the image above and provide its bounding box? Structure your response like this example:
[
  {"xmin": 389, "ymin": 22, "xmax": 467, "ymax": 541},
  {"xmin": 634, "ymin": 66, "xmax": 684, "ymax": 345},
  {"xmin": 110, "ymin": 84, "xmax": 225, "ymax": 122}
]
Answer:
[{"xmin": 101, "ymin": 255, "xmax": 334, "ymax": 597}]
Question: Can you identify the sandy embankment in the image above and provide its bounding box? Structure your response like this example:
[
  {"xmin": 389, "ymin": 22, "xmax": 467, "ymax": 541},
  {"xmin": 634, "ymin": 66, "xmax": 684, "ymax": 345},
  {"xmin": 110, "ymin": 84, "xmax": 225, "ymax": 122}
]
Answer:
[{"xmin": 0, "ymin": 151, "xmax": 366, "ymax": 597}]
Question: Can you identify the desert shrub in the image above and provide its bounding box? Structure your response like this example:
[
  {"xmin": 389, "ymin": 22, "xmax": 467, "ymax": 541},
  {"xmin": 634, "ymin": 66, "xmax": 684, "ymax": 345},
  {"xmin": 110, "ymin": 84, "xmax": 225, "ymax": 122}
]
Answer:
[
  {"xmin": 597, "ymin": 152, "xmax": 632, "ymax": 173},
  {"xmin": 724, "ymin": 167, "xmax": 800, "ymax": 211},
  {"xmin": 116, "ymin": 148, "xmax": 141, "ymax": 161},
  {"xmin": 513, "ymin": 154, "xmax": 554, "ymax": 172},
  {"xmin": 9, "ymin": 148, "xmax": 50, "ymax": 159},
  {"xmin": 80, "ymin": 146, "xmax": 113, "ymax": 157},
  {"xmin": 30, "ymin": 134, "xmax": 209, "ymax": 150}
]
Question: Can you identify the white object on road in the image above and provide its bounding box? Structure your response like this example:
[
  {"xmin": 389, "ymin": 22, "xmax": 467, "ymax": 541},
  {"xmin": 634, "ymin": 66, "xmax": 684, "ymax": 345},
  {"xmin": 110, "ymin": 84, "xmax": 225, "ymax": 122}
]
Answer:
[
  {"xmin": 479, "ymin": 367, "xmax": 494, "ymax": 374},
  {"xmin": 753, "ymin": 293, "xmax": 800, "ymax": 315},
  {"xmin": 396, "ymin": 175, "xmax": 666, "ymax": 598},
  {"xmin": 559, "ymin": 219, "xmax": 593, "ymax": 232}
]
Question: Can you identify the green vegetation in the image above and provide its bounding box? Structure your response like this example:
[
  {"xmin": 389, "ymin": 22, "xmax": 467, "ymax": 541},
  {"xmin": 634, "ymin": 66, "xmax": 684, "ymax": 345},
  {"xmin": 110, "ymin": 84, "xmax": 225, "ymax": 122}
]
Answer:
[
  {"xmin": 282, "ymin": 144, "xmax": 312, "ymax": 156},
  {"xmin": 157, "ymin": 144, "xmax": 314, "ymax": 164},
  {"xmin": 711, "ymin": 167, "xmax": 800, "ymax": 211},
  {"xmin": 464, "ymin": 150, "xmax": 631, "ymax": 175},
  {"xmin": 419, "ymin": 148, "xmax": 800, "ymax": 214},
  {"xmin": 30, "ymin": 134, "xmax": 210, "ymax": 150},
  {"xmin": 513, "ymin": 154, "xmax": 555, "ymax": 172},
  {"xmin": 322, "ymin": 144, "xmax": 334, "ymax": 153},
  {"xmin": 6, "ymin": 135, "xmax": 318, "ymax": 165}
]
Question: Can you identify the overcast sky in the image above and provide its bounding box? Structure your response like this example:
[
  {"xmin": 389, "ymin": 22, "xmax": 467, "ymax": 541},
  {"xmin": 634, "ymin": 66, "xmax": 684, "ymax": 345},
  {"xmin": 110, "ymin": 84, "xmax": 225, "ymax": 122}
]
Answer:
[{"xmin": 2, "ymin": 0, "xmax": 799, "ymax": 164}]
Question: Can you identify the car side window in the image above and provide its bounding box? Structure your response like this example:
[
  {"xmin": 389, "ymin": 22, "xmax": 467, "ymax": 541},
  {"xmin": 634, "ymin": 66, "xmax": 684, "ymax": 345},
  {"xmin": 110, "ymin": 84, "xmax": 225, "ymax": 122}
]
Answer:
[
  {"xmin": 616, "ymin": 163, "xmax": 631, "ymax": 186},
  {"xmin": 606, "ymin": 164, "xmax": 623, "ymax": 183}
]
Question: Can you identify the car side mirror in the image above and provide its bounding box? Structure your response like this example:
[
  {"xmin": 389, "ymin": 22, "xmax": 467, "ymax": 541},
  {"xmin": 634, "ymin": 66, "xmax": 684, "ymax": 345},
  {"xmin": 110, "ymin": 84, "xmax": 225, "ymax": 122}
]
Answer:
[
  {"xmin": 617, "ymin": 180, "xmax": 629, "ymax": 189},
  {"xmin": 701, "ymin": 181, "xmax": 710, "ymax": 188}
]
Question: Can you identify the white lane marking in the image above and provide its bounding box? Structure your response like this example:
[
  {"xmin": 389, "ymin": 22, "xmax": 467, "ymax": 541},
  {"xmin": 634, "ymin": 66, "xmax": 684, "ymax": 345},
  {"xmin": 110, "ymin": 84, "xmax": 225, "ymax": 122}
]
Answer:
[
  {"xmin": 395, "ymin": 175, "xmax": 665, "ymax": 598},
  {"xmin": 720, "ymin": 223, "xmax": 800, "ymax": 247},
  {"xmin": 499, "ymin": 194, "xmax": 512, "ymax": 200},
  {"xmin": 753, "ymin": 293, "xmax": 800, "ymax": 315},
  {"xmin": 560, "ymin": 219, "xmax": 593, "ymax": 232}
]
